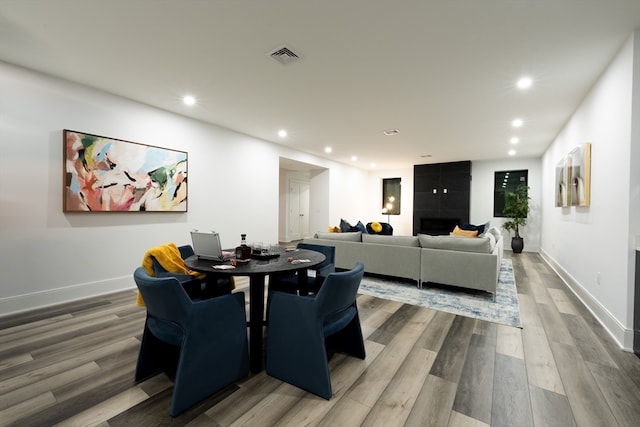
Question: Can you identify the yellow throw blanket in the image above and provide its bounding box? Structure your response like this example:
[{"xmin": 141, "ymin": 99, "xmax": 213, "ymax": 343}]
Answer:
[{"xmin": 136, "ymin": 243, "xmax": 207, "ymax": 306}]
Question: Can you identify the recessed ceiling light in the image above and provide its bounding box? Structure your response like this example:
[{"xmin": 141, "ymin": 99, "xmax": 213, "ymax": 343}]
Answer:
[
  {"xmin": 420, "ymin": 154, "xmax": 432, "ymax": 158},
  {"xmin": 351, "ymin": 156, "xmax": 358, "ymax": 161},
  {"xmin": 517, "ymin": 77, "xmax": 532, "ymax": 89},
  {"xmin": 508, "ymin": 149, "xmax": 517, "ymax": 156},
  {"xmin": 510, "ymin": 137, "xmax": 519, "ymax": 144},
  {"xmin": 183, "ymin": 95, "xmax": 196, "ymax": 106},
  {"xmin": 278, "ymin": 129, "xmax": 287, "ymax": 138},
  {"xmin": 512, "ymin": 118, "xmax": 523, "ymax": 128},
  {"xmin": 383, "ymin": 129, "xmax": 400, "ymax": 136},
  {"xmin": 324, "ymin": 146, "xmax": 332, "ymax": 153}
]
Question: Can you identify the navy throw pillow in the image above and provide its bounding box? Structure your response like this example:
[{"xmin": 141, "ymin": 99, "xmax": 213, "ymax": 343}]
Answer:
[
  {"xmin": 355, "ymin": 220, "xmax": 368, "ymax": 233},
  {"xmin": 340, "ymin": 218, "xmax": 359, "ymax": 232},
  {"xmin": 460, "ymin": 222, "xmax": 486, "ymax": 235}
]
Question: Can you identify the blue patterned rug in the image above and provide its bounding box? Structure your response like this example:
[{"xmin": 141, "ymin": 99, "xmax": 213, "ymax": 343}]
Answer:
[{"xmin": 358, "ymin": 259, "xmax": 522, "ymax": 328}]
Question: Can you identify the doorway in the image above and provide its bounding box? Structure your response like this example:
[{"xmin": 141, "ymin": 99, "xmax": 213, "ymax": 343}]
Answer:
[
  {"xmin": 287, "ymin": 179, "xmax": 310, "ymax": 241},
  {"xmin": 278, "ymin": 158, "xmax": 329, "ymax": 243}
]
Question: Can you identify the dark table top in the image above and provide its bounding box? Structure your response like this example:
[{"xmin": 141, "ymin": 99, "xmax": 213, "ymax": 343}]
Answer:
[{"xmin": 184, "ymin": 247, "xmax": 325, "ymax": 277}]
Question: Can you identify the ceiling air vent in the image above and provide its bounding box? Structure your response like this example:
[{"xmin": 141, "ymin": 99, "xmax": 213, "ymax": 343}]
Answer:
[{"xmin": 268, "ymin": 45, "xmax": 301, "ymax": 65}]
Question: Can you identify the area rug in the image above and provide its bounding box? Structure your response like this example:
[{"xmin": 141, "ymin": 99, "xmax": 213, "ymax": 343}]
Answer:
[{"xmin": 358, "ymin": 259, "xmax": 522, "ymax": 328}]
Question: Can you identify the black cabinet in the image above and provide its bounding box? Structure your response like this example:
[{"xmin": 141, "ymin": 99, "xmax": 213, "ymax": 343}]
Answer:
[{"xmin": 413, "ymin": 161, "xmax": 471, "ymax": 235}]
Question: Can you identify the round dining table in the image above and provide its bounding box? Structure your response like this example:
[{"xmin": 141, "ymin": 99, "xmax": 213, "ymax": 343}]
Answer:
[{"xmin": 184, "ymin": 247, "xmax": 326, "ymax": 373}]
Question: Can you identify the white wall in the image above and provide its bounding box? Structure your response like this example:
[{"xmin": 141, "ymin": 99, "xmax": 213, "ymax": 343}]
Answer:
[
  {"xmin": 540, "ymin": 33, "xmax": 637, "ymax": 349},
  {"xmin": 309, "ymin": 168, "xmax": 331, "ymax": 236},
  {"xmin": 365, "ymin": 168, "xmax": 414, "ymax": 236},
  {"xmin": 0, "ymin": 61, "xmax": 369, "ymax": 315}
]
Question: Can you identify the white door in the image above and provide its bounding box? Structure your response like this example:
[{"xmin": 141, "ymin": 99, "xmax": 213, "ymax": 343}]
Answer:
[{"xmin": 288, "ymin": 180, "xmax": 310, "ymax": 241}]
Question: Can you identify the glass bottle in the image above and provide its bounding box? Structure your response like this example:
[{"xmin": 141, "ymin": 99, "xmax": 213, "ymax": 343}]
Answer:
[{"xmin": 235, "ymin": 234, "xmax": 251, "ymax": 260}]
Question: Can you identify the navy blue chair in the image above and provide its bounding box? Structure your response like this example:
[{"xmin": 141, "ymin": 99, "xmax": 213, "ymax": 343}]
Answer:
[
  {"xmin": 151, "ymin": 244, "xmax": 231, "ymax": 298},
  {"xmin": 269, "ymin": 242, "xmax": 336, "ymax": 295},
  {"xmin": 151, "ymin": 244, "xmax": 202, "ymax": 298},
  {"xmin": 133, "ymin": 267, "xmax": 249, "ymax": 416},
  {"xmin": 266, "ymin": 262, "xmax": 366, "ymax": 399}
]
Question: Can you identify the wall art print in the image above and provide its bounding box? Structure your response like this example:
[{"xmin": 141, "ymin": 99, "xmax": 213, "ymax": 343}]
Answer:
[
  {"xmin": 64, "ymin": 130, "xmax": 188, "ymax": 212},
  {"xmin": 555, "ymin": 142, "xmax": 591, "ymax": 207}
]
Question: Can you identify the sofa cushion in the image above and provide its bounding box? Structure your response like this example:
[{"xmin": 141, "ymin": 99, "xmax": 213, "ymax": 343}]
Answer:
[
  {"xmin": 362, "ymin": 234, "xmax": 420, "ymax": 247},
  {"xmin": 460, "ymin": 221, "xmax": 489, "ymax": 235},
  {"xmin": 418, "ymin": 234, "xmax": 493, "ymax": 253},
  {"xmin": 485, "ymin": 231, "xmax": 496, "ymax": 250},
  {"xmin": 355, "ymin": 220, "xmax": 368, "ymax": 233},
  {"xmin": 366, "ymin": 222, "xmax": 393, "ymax": 235},
  {"xmin": 486, "ymin": 226, "xmax": 502, "ymax": 241},
  {"xmin": 340, "ymin": 218, "xmax": 359, "ymax": 233},
  {"xmin": 451, "ymin": 225, "xmax": 478, "ymax": 238},
  {"xmin": 315, "ymin": 231, "xmax": 362, "ymax": 242}
]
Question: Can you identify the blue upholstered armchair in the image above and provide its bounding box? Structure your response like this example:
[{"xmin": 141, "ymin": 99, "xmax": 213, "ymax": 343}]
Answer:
[
  {"xmin": 150, "ymin": 244, "xmax": 232, "ymax": 298},
  {"xmin": 269, "ymin": 242, "xmax": 336, "ymax": 295},
  {"xmin": 150, "ymin": 245, "xmax": 202, "ymax": 297},
  {"xmin": 133, "ymin": 267, "xmax": 249, "ymax": 416},
  {"xmin": 266, "ymin": 262, "xmax": 366, "ymax": 399}
]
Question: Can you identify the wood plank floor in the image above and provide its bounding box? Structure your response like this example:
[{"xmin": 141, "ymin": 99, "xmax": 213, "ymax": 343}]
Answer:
[{"xmin": 1, "ymin": 252, "xmax": 640, "ymax": 426}]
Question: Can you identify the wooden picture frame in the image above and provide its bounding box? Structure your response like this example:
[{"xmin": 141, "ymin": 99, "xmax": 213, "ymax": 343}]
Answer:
[{"xmin": 63, "ymin": 130, "xmax": 188, "ymax": 212}]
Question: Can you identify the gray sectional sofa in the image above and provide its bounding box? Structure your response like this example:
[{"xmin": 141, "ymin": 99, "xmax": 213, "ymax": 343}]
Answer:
[{"xmin": 302, "ymin": 226, "xmax": 503, "ymax": 298}]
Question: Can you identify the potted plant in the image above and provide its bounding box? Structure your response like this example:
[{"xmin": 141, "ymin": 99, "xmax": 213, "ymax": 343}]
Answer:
[{"xmin": 502, "ymin": 184, "xmax": 530, "ymax": 253}]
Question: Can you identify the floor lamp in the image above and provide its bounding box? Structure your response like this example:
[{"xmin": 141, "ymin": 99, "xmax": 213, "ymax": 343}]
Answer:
[{"xmin": 382, "ymin": 196, "xmax": 395, "ymax": 225}]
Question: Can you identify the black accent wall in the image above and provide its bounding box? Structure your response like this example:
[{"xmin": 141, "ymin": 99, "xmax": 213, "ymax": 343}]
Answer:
[{"xmin": 413, "ymin": 161, "xmax": 471, "ymax": 235}]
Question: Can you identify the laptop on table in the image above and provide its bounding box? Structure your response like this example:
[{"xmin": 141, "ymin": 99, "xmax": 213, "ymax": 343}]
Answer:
[{"xmin": 190, "ymin": 231, "xmax": 228, "ymax": 262}]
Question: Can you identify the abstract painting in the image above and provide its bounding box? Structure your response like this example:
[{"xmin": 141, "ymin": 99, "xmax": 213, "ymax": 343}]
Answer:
[{"xmin": 64, "ymin": 130, "xmax": 187, "ymax": 212}]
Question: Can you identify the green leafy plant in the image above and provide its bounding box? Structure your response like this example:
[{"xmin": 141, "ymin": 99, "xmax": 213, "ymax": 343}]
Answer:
[{"xmin": 502, "ymin": 184, "xmax": 530, "ymax": 239}]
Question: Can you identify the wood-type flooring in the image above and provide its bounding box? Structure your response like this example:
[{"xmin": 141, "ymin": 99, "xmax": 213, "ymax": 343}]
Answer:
[{"xmin": 1, "ymin": 252, "xmax": 640, "ymax": 426}]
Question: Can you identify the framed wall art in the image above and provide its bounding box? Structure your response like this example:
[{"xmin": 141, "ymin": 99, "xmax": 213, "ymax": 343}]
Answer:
[
  {"xmin": 63, "ymin": 130, "xmax": 188, "ymax": 212},
  {"xmin": 555, "ymin": 142, "xmax": 591, "ymax": 207}
]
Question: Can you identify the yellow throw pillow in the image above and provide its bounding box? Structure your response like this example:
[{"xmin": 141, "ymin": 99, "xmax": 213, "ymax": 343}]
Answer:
[
  {"xmin": 328, "ymin": 225, "xmax": 341, "ymax": 233},
  {"xmin": 451, "ymin": 225, "xmax": 478, "ymax": 238},
  {"xmin": 371, "ymin": 222, "xmax": 383, "ymax": 233}
]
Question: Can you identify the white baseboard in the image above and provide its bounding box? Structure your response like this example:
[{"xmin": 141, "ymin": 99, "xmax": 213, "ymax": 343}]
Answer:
[
  {"xmin": 539, "ymin": 249, "xmax": 634, "ymax": 352},
  {"xmin": 0, "ymin": 276, "xmax": 136, "ymax": 318}
]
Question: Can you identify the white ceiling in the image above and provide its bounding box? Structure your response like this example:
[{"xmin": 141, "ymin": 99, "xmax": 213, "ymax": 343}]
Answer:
[{"xmin": 2, "ymin": 0, "xmax": 640, "ymax": 170}]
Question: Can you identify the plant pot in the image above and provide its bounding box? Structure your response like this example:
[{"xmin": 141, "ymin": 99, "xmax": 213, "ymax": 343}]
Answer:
[{"xmin": 511, "ymin": 237, "xmax": 524, "ymax": 254}]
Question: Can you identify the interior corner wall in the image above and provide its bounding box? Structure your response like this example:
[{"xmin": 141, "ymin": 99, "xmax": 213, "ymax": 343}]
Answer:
[
  {"xmin": 327, "ymin": 166, "xmax": 371, "ymax": 228},
  {"xmin": 628, "ymin": 30, "xmax": 640, "ymax": 337},
  {"xmin": 277, "ymin": 167, "xmax": 290, "ymax": 242},
  {"xmin": 0, "ymin": 61, "xmax": 368, "ymax": 316},
  {"xmin": 309, "ymin": 168, "xmax": 330, "ymax": 236},
  {"xmin": 540, "ymin": 33, "xmax": 635, "ymax": 349}
]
